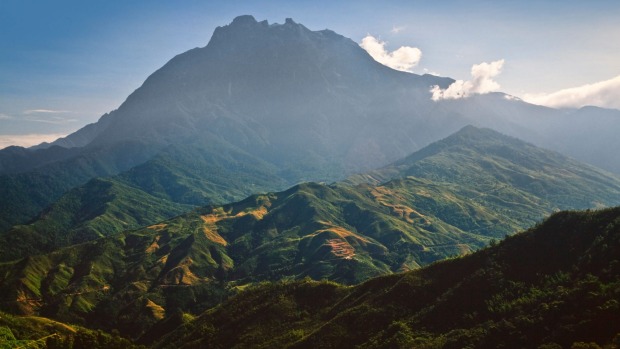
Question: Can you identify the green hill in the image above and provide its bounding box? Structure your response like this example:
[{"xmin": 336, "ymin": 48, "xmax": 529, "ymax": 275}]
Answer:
[
  {"xmin": 349, "ymin": 125, "xmax": 620, "ymax": 212},
  {"xmin": 156, "ymin": 206, "xmax": 620, "ymax": 349},
  {"xmin": 0, "ymin": 140, "xmax": 158, "ymax": 232},
  {"xmin": 0, "ymin": 177, "xmax": 192, "ymax": 262}
]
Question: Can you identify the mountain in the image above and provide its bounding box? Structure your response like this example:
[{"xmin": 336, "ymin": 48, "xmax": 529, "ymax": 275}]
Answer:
[
  {"xmin": 1, "ymin": 14, "xmax": 620, "ymax": 348},
  {"xmin": 543, "ymin": 106, "xmax": 620, "ymax": 174},
  {"xmin": 0, "ymin": 15, "xmax": 461, "ymax": 231},
  {"xmin": 155, "ymin": 206, "xmax": 620, "ymax": 349}
]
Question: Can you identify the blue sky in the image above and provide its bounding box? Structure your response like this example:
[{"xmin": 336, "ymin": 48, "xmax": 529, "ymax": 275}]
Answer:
[{"xmin": 1, "ymin": 0, "xmax": 619, "ymax": 147}]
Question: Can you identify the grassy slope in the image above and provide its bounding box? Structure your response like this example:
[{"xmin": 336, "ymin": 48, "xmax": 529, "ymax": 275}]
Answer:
[
  {"xmin": 157, "ymin": 206, "xmax": 620, "ymax": 349},
  {"xmin": 6, "ymin": 125, "xmax": 620, "ymax": 265},
  {"xmin": 0, "ymin": 209, "xmax": 230, "ymax": 336}
]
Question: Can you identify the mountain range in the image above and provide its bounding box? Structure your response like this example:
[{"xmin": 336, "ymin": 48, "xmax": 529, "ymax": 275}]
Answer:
[
  {"xmin": 1, "ymin": 126, "xmax": 620, "ymax": 342},
  {"xmin": 3, "ymin": 125, "xmax": 620, "ymax": 262}
]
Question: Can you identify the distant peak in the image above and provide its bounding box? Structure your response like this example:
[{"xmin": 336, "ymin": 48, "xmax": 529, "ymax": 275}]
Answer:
[
  {"xmin": 458, "ymin": 125, "xmax": 481, "ymax": 133},
  {"xmin": 448, "ymin": 125, "xmax": 521, "ymax": 145},
  {"xmin": 452, "ymin": 125, "xmax": 487, "ymax": 137}
]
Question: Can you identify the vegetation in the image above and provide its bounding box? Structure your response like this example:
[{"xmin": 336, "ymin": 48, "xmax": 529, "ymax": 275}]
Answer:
[
  {"xmin": 1, "ymin": 206, "xmax": 618, "ymax": 348},
  {"xmin": 0, "ymin": 139, "xmax": 290, "ymax": 261},
  {"xmin": 156, "ymin": 207, "xmax": 620, "ymax": 349}
]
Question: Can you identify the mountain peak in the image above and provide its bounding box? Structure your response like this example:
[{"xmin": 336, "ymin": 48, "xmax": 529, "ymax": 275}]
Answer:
[{"xmin": 214, "ymin": 15, "xmax": 309, "ymax": 37}]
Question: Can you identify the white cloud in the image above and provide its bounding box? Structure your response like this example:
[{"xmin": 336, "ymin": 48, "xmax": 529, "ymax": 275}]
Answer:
[
  {"xmin": 0, "ymin": 113, "xmax": 13, "ymax": 120},
  {"xmin": 360, "ymin": 35, "xmax": 422, "ymax": 73},
  {"xmin": 431, "ymin": 59, "xmax": 505, "ymax": 101},
  {"xmin": 16, "ymin": 109, "xmax": 78, "ymax": 124},
  {"xmin": 522, "ymin": 75, "xmax": 620, "ymax": 109},
  {"xmin": 0, "ymin": 133, "xmax": 66, "ymax": 149},
  {"xmin": 23, "ymin": 109, "xmax": 71, "ymax": 114}
]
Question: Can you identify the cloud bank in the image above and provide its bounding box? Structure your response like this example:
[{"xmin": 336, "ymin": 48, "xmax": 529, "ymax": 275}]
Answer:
[
  {"xmin": 360, "ymin": 35, "xmax": 422, "ymax": 72},
  {"xmin": 523, "ymin": 75, "xmax": 620, "ymax": 110},
  {"xmin": 431, "ymin": 59, "xmax": 505, "ymax": 101},
  {"xmin": 0, "ymin": 133, "xmax": 66, "ymax": 149}
]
